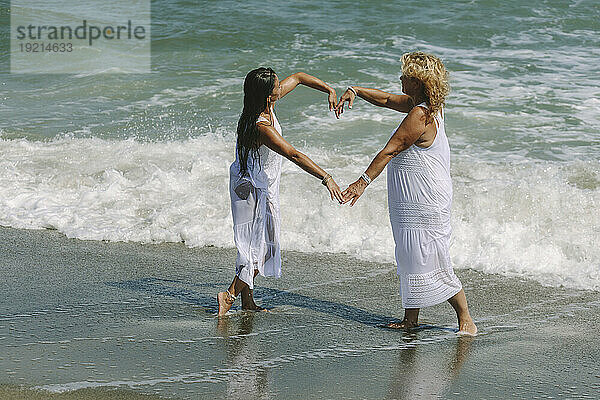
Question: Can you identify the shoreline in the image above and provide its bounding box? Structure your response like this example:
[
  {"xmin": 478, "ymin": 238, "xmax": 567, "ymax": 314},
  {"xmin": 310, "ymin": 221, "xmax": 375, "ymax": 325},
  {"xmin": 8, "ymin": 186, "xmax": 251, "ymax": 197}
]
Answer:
[{"xmin": 1, "ymin": 226, "xmax": 599, "ymax": 399}]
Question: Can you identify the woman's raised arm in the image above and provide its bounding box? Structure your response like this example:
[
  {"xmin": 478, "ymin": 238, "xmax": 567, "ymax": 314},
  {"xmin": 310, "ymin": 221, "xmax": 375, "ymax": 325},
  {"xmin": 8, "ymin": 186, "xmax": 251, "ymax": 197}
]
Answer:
[
  {"xmin": 341, "ymin": 106, "xmax": 426, "ymax": 206},
  {"xmin": 279, "ymin": 72, "xmax": 337, "ymax": 110},
  {"xmin": 334, "ymin": 87, "xmax": 413, "ymax": 118}
]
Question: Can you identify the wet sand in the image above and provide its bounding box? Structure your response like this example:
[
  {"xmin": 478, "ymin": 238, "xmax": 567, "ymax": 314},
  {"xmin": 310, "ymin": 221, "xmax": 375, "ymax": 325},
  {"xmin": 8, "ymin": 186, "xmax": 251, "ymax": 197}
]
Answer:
[
  {"xmin": 1, "ymin": 226, "xmax": 599, "ymax": 399},
  {"xmin": 0, "ymin": 384, "xmax": 168, "ymax": 399}
]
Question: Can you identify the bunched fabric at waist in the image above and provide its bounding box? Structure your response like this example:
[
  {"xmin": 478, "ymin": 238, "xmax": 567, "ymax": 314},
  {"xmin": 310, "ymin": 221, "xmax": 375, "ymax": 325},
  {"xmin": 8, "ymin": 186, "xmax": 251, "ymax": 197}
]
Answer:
[{"xmin": 229, "ymin": 161, "xmax": 269, "ymax": 190}]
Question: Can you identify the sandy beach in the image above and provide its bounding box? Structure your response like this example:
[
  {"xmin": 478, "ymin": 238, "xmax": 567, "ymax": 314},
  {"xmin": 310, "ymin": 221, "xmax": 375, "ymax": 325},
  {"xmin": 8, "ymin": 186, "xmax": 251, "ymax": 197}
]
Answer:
[
  {"xmin": 1, "ymin": 226, "xmax": 599, "ymax": 399},
  {"xmin": 3, "ymin": 0, "xmax": 599, "ymax": 398}
]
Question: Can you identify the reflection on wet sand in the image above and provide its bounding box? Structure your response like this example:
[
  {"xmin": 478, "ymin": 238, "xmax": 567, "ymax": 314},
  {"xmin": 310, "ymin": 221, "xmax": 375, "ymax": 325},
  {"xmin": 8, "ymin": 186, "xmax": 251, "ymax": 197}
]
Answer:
[
  {"xmin": 217, "ymin": 313, "xmax": 270, "ymax": 399},
  {"xmin": 386, "ymin": 333, "xmax": 474, "ymax": 399}
]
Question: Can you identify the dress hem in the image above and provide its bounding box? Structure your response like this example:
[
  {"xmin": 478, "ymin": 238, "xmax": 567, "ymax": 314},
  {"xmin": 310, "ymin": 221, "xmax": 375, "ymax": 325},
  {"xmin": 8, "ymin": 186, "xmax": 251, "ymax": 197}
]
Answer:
[{"xmin": 400, "ymin": 285, "xmax": 462, "ymax": 309}]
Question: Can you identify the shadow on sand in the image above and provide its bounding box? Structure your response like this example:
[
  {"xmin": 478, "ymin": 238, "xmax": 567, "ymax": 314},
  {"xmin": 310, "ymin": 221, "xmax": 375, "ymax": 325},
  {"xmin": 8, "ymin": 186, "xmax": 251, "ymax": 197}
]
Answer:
[{"xmin": 107, "ymin": 277, "xmax": 401, "ymax": 326}]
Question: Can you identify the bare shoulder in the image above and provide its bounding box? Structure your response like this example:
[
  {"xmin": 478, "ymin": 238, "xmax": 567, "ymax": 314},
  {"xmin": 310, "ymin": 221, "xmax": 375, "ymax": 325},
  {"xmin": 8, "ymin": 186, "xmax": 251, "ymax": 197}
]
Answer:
[
  {"xmin": 256, "ymin": 120, "xmax": 272, "ymax": 127},
  {"xmin": 256, "ymin": 120, "xmax": 279, "ymax": 137},
  {"xmin": 405, "ymin": 105, "xmax": 427, "ymax": 124},
  {"xmin": 409, "ymin": 104, "xmax": 427, "ymax": 116},
  {"xmin": 256, "ymin": 113, "xmax": 274, "ymax": 128}
]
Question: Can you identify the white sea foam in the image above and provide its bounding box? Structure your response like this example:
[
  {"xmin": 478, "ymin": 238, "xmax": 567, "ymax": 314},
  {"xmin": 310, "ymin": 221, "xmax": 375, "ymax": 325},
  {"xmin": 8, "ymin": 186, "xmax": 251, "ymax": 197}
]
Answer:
[{"xmin": 0, "ymin": 136, "xmax": 598, "ymax": 291}]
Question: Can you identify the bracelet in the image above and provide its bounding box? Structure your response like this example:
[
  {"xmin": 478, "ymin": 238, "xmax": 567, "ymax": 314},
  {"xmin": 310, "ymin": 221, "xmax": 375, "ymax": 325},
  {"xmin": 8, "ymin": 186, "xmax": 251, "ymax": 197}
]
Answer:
[
  {"xmin": 360, "ymin": 173, "xmax": 371, "ymax": 185},
  {"xmin": 347, "ymin": 86, "xmax": 358, "ymax": 96},
  {"xmin": 321, "ymin": 173, "xmax": 332, "ymax": 186}
]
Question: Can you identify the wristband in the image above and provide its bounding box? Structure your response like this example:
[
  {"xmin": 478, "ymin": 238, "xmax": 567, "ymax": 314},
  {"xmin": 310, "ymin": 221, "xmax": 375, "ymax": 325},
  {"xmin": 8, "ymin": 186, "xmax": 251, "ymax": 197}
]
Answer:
[
  {"xmin": 360, "ymin": 173, "xmax": 371, "ymax": 185},
  {"xmin": 347, "ymin": 86, "xmax": 358, "ymax": 96}
]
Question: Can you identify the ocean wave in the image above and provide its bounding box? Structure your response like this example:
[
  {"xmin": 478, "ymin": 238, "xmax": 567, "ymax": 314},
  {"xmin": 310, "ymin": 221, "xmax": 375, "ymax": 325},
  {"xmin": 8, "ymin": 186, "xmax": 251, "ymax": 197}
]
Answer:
[{"xmin": 0, "ymin": 136, "xmax": 598, "ymax": 291}]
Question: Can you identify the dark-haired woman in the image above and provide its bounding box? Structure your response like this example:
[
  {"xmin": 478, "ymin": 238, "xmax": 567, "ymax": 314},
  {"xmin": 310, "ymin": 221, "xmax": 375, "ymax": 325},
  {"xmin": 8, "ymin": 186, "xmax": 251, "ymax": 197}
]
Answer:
[{"xmin": 217, "ymin": 68, "xmax": 343, "ymax": 316}]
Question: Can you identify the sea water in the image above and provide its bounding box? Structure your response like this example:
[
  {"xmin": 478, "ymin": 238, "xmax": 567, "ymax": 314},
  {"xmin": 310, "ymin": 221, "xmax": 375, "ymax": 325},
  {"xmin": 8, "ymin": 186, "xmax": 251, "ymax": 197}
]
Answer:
[{"xmin": 0, "ymin": 0, "xmax": 599, "ymax": 290}]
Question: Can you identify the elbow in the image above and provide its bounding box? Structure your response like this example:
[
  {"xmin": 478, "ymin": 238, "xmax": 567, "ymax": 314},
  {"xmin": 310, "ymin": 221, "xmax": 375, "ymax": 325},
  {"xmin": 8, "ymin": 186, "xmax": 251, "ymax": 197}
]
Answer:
[
  {"xmin": 288, "ymin": 150, "xmax": 303, "ymax": 163},
  {"xmin": 381, "ymin": 152, "xmax": 398, "ymax": 163},
  {"xmin": 293, "ymin": 72, "xmax": 307, "ymax": 82},
  {"xmin": 391, "ymin": 146, "xmax": 405, "ymax": 157},
  {"xmin": 383, "ymin": 144, "xmax": 406, "ymax": 159},
  {"xmin": 383, "ymin": 95, "xmax": 392, "ymax": 109}
]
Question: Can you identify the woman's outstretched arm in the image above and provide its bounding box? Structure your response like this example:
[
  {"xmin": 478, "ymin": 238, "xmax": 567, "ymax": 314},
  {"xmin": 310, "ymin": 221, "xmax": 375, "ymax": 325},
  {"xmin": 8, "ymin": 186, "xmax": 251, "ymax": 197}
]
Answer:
[
  {"xmin": 279, "ymin": 72, "xmax": 337, "ymax": 110},
  {"xmin": 334, "ymin": 87, "xmax": 413, "ymax": 118},
  {"xmin": 258, "ymin": 123, "xmax": 344, "ymax": 202},
  {"xmin": 341, "ymin": 106, "xmax": 427, "ymax": 206}
]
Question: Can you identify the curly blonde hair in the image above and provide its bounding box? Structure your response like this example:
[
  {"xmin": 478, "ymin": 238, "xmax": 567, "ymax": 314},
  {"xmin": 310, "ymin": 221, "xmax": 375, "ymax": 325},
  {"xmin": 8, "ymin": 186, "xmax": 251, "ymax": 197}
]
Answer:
[{"xmin": 401, "ymin": 51, "xmax": 449, "ymax": 124}]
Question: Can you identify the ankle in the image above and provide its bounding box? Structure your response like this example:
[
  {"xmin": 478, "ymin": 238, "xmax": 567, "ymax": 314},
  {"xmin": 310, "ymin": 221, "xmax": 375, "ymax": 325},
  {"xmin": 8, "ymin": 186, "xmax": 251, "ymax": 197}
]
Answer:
[
  {"xmin": 457, "ymin": 313, "xmax": 473, "ymax": 323},
  {"xmin": 225, "ymin": 290, "xmax": 236, "ymax": 304},
  {"xmin": 403, "ymin": 310, "xmax": 419, "ymax": 325}
]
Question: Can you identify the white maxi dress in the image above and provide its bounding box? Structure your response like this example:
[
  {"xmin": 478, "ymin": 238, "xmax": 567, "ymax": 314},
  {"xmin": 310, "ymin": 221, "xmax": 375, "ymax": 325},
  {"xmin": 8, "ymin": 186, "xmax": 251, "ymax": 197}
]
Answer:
[
  {"xmin": 229, "ymin": 108, "xmax": 283, "ymax": 289},
  {"xmin": 387, "ymin": 103, "xmax": 463, "ymax": 308}
]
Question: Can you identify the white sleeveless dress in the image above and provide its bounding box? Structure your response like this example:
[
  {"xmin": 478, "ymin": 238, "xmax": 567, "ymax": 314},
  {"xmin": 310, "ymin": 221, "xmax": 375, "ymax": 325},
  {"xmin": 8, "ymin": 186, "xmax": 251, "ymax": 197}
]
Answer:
[
  {"xmin": 387, "ymin": 103, "xmax": 462, "ymax": 308},
  {"xmin": 229, "ymin": 107, "xmax": 283, "ymax": 289}
]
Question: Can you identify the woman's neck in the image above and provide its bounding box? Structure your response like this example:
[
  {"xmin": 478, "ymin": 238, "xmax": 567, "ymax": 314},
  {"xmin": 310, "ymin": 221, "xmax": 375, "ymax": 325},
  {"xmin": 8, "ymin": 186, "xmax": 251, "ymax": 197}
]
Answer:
[{"xmin": 411, "ymin": 93, "xmax": 427, "ymax": 106}]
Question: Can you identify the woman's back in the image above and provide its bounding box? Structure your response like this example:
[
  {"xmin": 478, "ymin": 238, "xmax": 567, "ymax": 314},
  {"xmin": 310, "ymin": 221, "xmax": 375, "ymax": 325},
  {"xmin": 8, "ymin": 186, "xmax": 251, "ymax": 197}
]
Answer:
[
  {"xmin": 231, "ymin": 108, "xmax": 283, "ymax": 195},
  {"xmin": 256, "ymin": 110, "xmax": 283, "ymax": 193}
]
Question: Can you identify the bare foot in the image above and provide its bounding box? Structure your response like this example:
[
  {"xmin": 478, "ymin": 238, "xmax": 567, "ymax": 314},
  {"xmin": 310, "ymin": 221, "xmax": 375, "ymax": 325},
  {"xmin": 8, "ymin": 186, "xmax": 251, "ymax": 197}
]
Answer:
[
  {"xmin": 384, "ymin": 319, "xmax": 419, "ymax": 329},
  {"xmin": 217, "ymin": 291, "xmax": 235, "ymax": 316},
  {"xmin": 457, "ymin": 319, "xmax": 478, "ymax": 336},
  {"xmin": 242, "ymin": 303, "xmax": 268, "ymax": 312}
]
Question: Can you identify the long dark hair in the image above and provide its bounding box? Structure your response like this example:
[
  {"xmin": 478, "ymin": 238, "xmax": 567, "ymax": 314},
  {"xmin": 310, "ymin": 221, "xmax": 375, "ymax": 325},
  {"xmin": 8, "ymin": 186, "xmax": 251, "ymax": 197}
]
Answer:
[{"xmin": 236, "ymin": 67, "xmax": 276, "ymax": 175}]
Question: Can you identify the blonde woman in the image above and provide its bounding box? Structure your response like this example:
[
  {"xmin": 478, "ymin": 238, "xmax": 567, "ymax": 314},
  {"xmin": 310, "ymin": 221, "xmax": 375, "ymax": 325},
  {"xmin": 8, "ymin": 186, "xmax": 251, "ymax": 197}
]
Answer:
[{"xmin": 336, "ymin": 52, "xmax": 477, "ymax": 335}]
